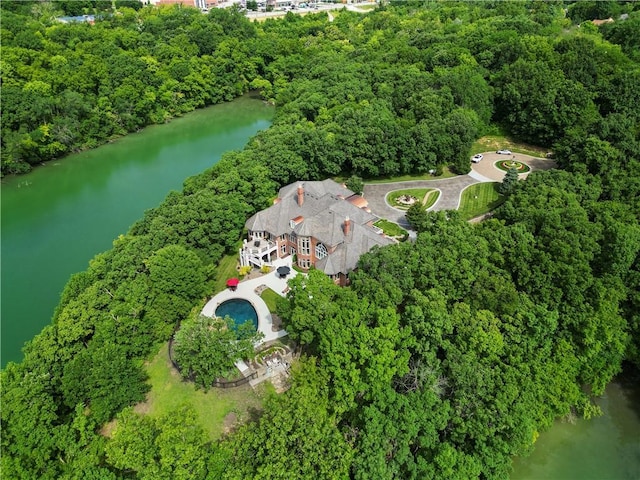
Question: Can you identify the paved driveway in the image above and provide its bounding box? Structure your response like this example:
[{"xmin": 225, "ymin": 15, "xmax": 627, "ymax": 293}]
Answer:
[
  {"xmin": 362, "ymin": 155, "xmax": 556, "ymax": 227},
  {"xmin": 472, "ymin": 153, "xmax": 557, "ymax": 181},
  {"xmin": 363, "ymin": 175, "xmax": 479, "ymax": 227}
]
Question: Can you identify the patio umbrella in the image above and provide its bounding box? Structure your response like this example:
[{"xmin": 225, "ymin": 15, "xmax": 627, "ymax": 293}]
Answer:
[
  {"xmin": 226, "ymin": 278, "xmax": 239, "ymax": 288},
  {"xmin": 277, "ymin": 266, "xmax": 291, "ymax": 277}
]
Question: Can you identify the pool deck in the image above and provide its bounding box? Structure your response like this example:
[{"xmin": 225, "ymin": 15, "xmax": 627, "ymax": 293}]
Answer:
[{"xmin": 201, "ymin": 257, "xmax": 298, "ymax": 373}]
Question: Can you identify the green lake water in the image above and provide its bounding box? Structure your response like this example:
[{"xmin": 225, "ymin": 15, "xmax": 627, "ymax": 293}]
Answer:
[
  {"xmin": 511, "ymin": 374, "xmax": 640, "ymax": 480},
  {"xmin": 1, "ymin": 94, "xmax": 274, "ymax": 366}
]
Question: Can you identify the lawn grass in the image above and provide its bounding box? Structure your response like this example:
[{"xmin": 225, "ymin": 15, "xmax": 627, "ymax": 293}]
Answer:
[
  {"xmin": 458, "ymin": 183, "xmax": 505, "ymax": 220},
  {"xmin": 141, "ymin": 343, "xmax": 266, "ymax": 441},
  {"xmin": 213, "ymin": 253, "xmax": 240, "ymax": 293},
  {"xmin": 260, "ymin": 287, "xmax": 281, "ymax": 312},
  {"xmin": 374, "ymin": 219, "xmax": 407, "ymax": 238},
  {"xmin": 363, "ymin": 166, "xmax": 457, "ymax": 184},
  {"xmin": 387, "ymin": 188, "xmax": 432, "ymax": 210},
  {"xmin": 423, "ymin": 189, "xmax": 440, "ymax": 210},
  {"xmin": 494, "ymin": 160, "xmax": 531, "ymax": 173},
  {"xmin": 471, "ymin": 135, "xmax": 548, "ymax": 158}
]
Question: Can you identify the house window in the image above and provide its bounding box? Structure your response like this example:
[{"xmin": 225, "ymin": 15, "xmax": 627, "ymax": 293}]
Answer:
[
  {"xmin": 298, "ymin": 236, "xmax": 310, "ymax": 255},
  {"xmin": 298, "ymin": 258, "xmax": 310, "ymax": 269},
  {"xmin": 289, "ymin": 233, "xmax": 297, "ymax": 243},
  {"xmin": 280, "ymin": 244, "xmax": 287, "ymax": 255},
  {"xmin": 315, "ymin": 243, "xmax": 327, "ymax": 259},
  {"xmin": 290, "ymin": 247, "xmax": 296, "ymax": 256}
]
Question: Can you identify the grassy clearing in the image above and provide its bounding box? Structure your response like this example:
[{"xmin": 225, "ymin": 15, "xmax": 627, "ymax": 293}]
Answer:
[
  {"xmin": 471, "ymin": 135, "xmax": 548, "ymax": 158},
  {"xmin": 363, "ymin": 166, "xmax": 457, "ymax": 184},
  {"xmin": 213, "ymin": 253, "xmax": 240, "ymax": 293},
  {"xmin": 141, "ymin": 343, "xmax": 266, "ymax": 440},
  {"xmin": 260, "ymin": 287, "xmax": 281, "ymax": 312},
  {"xmin": 374, "ymin": 219, "xmax": 407, "ymax": 238},
  {"xmin": 459, "ymin": 183, "xmax": 505, "ymax": 220}
]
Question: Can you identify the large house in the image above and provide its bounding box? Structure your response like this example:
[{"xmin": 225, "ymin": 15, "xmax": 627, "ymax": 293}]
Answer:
[{"xmin": 240, "ymin": 179, "xmax": 394, "ymax": 285}]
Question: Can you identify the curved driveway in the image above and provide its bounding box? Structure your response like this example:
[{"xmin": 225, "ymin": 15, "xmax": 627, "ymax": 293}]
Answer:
[
  {"xmin": 471, "ymin": 152, "xmax": 557, "ymax": 181},
  {"xmin": 363, "ymin": 175, "xmax": 479, "ymax": 227},
  {"xmin": 362, "ymin": 154, "xmax": 556, "ymax": 227}
]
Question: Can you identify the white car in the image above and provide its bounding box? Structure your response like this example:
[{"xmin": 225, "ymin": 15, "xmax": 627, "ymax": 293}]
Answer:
[
  {"xmin": 471, "ymin": 154, "xmax": 483, "ymax": 163},
  {"xmin": 496, "ymin": 149, "xmax": 512, "ymax": 155}
]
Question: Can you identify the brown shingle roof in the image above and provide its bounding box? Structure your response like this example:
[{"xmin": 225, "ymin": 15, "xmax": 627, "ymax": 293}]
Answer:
[{"xmin": 245, "ymin": 180, "xmax": 394, "ymax": 275}]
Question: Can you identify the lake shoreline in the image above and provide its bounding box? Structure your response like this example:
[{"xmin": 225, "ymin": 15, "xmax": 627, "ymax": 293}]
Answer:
[
  {"xmin": 1, "ymin": 95, "xmax": 274, "ymax": 366},
  {"xmin": 1, "ymin": 91, "xmax": 267, "ymax": 184},
  {"xmin": 510, "ymin": 363, "xmax": 640, "ymax": 479}
]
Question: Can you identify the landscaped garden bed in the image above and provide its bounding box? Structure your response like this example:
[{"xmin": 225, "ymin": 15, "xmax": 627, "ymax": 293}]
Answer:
[
  {"xmin": 373, "ymin": 219, "xmax": 408, "ymax": 239},
  {"xmin": 387, "ymin": 188, "xmax": 440, "ymax": 211},
  {"xmin": 495, "ymin": 159, "xmax": 531, "ymax": 173}
]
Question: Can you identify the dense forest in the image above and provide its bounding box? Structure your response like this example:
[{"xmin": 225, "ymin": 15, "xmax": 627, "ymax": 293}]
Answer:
[{"xmin": 2, "ymin": 1, "xmax": 640, "ymax": 479}]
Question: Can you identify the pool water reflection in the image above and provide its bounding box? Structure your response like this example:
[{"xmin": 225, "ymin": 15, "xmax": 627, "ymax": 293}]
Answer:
[{"xmin": 215, "ymin": 299, "xmax": 259, "ymax": 331}]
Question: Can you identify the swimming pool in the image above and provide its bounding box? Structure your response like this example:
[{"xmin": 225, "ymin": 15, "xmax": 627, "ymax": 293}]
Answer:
[{"xmin": 215, "ymin": 298, "xmax": 259, "ymax": 331}]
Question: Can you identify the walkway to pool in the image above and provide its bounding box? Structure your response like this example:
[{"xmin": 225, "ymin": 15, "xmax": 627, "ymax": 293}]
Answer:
[{"xmin": 201, "ymin": 256, "xmax": 297, "ymax": 374}]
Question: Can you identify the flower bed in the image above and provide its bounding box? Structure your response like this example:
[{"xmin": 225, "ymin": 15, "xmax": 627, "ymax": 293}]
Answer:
[
  {"xmin": 495, "ymin": 160, "xmax": 531, "ymax": 173},
  {"xmin": 387, "ymin": 188, "xmax": 433, "ymax": 211}
]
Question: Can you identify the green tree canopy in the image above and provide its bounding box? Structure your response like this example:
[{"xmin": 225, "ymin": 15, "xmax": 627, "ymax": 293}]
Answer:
[{"xmin": 173, "ymin": 314, "xmax": 263, "ymax": 389}]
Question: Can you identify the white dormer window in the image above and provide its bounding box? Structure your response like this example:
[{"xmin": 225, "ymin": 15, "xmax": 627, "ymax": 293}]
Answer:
[
  {"xmin": 290, "ymin": 216, "xmax": 304, "ymax": 229},
  {"xmin": 315, "ymin": 243, "xmax": 328, "ymax": 259}
]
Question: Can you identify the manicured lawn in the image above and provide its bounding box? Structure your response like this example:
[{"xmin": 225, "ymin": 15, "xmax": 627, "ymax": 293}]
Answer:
[
  {"xmin": 459, "ymin": 183, "xmax": 505, "ymax": 220},
  {"xmin": 141, "ymin": 343, "xmax": 266, "ymax": 440},
  {"xmin": 495, "ymin": 160, "xmax": 531, "ymax": 173},
  {"xmin": 260, "ymin": 287, "xmax": 281, "ymax": 312},
  {"xmin": 213, "ymin": 253, "xmax": 240, "ymax": 293},
  {"xmin": 471, "ymin": 135, "xmax": 548, "ymax": 158},
  {"xmin": 387, "ymin": 188, "xmax": 436, "ymax": 210},
  {"xmin": 374, "ymin": 219, "xmax": 407, "ymax": 238},
  {"xmin": 423, "ymin": 189, "xmax": 440, "ymax": 210}
]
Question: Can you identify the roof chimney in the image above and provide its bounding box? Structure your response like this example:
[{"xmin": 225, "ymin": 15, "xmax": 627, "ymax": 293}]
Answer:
[
  {"xmin": 343, "ymin": 216, "xmax": 351, "ymax": 236},
  {"xmin": 297, "ymin": 184, "xmax": 304, "ymax": 207}
]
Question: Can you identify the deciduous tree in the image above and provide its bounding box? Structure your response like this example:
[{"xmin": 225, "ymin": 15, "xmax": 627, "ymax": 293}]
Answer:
[{"xmin": 173, "ymin": 314, "xmax": 262, "ymax": 389}]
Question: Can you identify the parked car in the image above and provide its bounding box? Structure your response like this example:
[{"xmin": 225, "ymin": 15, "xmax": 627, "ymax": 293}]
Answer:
[
  {"xmin": 471, "ymin": 154, "xmax": 483, "ymax": 163},
  {"xmin": 496, "ymin": 149, "xmax": 512, "ymax": 155}
]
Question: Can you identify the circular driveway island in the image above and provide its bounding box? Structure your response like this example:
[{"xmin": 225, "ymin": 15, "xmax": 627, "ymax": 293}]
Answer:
[
  {"xmin": 362, "ymin": 154, "xmax": 556, "ymax": 227},
  {"xmin": 470, "ymin": 153, "xmax": 556, "ymax": 182}
]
